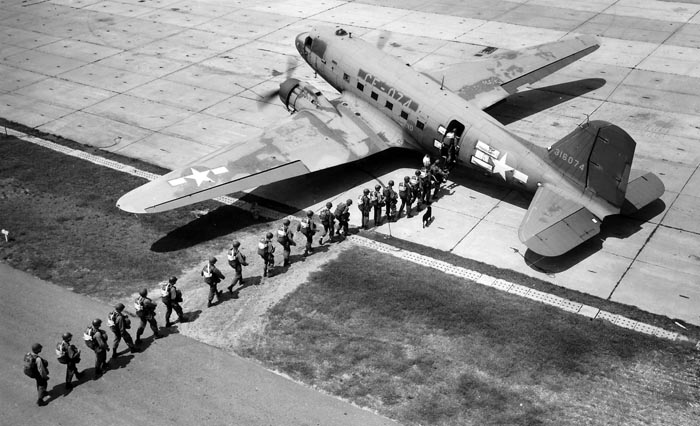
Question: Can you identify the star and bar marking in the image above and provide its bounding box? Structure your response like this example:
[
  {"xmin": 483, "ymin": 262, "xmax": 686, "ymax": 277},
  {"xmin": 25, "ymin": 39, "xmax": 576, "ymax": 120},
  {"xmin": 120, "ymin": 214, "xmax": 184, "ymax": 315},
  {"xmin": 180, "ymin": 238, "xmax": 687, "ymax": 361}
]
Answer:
[{"xmin": 168, "ymin": 167, "xmax": 229, "ymax": 187}]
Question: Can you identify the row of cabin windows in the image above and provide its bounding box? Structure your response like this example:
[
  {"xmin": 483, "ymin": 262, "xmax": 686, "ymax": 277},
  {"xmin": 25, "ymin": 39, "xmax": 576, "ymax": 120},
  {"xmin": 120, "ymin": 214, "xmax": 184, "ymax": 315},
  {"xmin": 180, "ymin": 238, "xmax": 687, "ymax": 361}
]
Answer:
[{"xmin": 356, "ymin": 81, "xmax": 424, "ymax": 130}]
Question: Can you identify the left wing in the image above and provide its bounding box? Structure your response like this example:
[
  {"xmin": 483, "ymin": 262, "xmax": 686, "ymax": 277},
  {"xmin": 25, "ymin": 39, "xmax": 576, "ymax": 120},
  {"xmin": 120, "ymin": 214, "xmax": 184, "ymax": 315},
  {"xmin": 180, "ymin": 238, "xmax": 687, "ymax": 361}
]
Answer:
[
  {"xmin": 425, "ymin": 35, "xmax": 599, "ymax": 110},
  {"xmin": 518, "ymin": 184, "xmax": 601, "ymax": 257},
  {"xmin": 117, "ymin": 92, "xmax": 402, "ymax": 213}
]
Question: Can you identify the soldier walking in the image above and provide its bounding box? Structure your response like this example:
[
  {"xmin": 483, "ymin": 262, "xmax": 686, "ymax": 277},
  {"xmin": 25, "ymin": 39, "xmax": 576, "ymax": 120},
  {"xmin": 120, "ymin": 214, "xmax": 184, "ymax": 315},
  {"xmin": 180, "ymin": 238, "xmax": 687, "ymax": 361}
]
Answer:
[
  {"xmin": 335, "ymin": 199, "xmax": 352, "ymax": 238},
  {"xmin": 227, "ymin": 240, "xmax": 248, "ymax": 293},
  {"xmin": 202, "ymin": 257, "xmax": 225, "ymax": 307},
  {"xmin": 56, "ymin": 332, "xmax": 81, "ymax": 390},
  {"xmin": 358, "ymin": 189, "xmax": 371, "ymax": 229},
  {"xmin": 161, "ymin": 277, "xmax": 186, "ymax": 326},
  {"xmin": 298, "ymin": 210, "xmax": 317, "ymax": 256},
  {"xmin": 24, "ymin": 343, "xmax": 49, "ymax": 406},
  {"xmin": 277, "ymin": 219, "xmax": 296, "ymax": 267},
  {"xmin": 411, "ymin": 170, "xmax": 423, "ymax": 211},
  {"xmin": 258, "ymin": 232, "xmax": 276, "ymax": 277},
  {"xmin": 398, "ymin": 176, "xmax": 412, "ymax": 218},
  {"xmin": 134, "ymin": 289, "xmax": 162, "ymax": 341},
  {"xmin": 371, "ymin": 184, "xmax": 385, "ymax": 226},
  {"xmin": 83, "ymin": 319, "xmax": 109, "ymax": 379},
  {"xmin": 107, "ymin": 303, "xmax": 136, "ymax": 360},
  {"xmin": 318, "ymin": 202, "xmax": 335, "ymax": 245},
  {"xmin": 383, "ymin": 180, "xmax": 398, "ymax": 222}
]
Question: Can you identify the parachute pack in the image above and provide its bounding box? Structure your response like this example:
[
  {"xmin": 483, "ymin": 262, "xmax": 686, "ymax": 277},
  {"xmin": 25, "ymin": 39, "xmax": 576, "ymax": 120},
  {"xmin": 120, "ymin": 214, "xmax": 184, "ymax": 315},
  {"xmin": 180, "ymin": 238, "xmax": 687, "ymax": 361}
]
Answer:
[{"xmin": 23, "ymin": 352, "xmax": 38, "ymax": 378}]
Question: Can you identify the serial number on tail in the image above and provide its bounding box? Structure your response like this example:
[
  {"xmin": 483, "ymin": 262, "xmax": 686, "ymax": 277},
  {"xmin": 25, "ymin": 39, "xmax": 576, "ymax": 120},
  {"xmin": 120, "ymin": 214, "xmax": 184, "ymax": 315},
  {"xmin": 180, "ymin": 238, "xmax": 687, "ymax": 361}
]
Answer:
[{"xmin": 552, "ymin": 148, "xmax": 585, "ymax": 171}]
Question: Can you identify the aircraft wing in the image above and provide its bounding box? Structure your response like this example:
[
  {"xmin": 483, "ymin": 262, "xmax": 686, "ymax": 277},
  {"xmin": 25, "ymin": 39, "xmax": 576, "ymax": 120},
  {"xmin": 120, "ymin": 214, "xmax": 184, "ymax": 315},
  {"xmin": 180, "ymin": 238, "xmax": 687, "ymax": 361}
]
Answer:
[
  {"xmin": 518, "ymin": 184, "xmax": 601, "ymax": 257},
  {"xmin": 426, "ymin": 35, "xmax": 599, "ymax": 110},
  {"xmin": 117, "ymin": 94, "xmax": 397, "ymax": 213}
]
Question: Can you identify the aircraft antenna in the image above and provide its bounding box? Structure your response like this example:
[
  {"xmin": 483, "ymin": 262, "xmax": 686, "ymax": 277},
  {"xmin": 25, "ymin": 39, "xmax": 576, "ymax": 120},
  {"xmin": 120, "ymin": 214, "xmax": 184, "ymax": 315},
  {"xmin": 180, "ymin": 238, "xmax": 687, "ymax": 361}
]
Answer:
[
  {"xmin": 440, "ymin": 75, "xmax": 444, "ymax": 90},
  {"xmin": 579, "ymin": 113, "xmax": 590, "ymax": 128}
]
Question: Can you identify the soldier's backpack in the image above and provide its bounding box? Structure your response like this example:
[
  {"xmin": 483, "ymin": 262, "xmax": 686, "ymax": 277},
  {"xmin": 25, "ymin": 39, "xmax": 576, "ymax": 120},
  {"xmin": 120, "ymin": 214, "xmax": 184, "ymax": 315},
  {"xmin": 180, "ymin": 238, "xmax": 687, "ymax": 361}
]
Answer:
[
  {"xmin": 23, "ymin": 352, "xmax": 38, "ymax": 378},
  {"xmin": 134, "ymin": 296, "xmax": 145, "ymax": 317},
  {"xmin": 277, "ymin": 227, "xmax": 288, "ymax": 244},
  {"xmin": 334, "ymin": 203, "xmax": 346, "ymax": 218},
  {"xmin": 83, "ymin": 326, "xmax": 97, "ymax": 350},
  {"xmin": 257, "ymin": 240, "xmax": 268, "ymax": 256},
  {"xmin": 369, "ymin": 191, "xmax": 378, "ymax": 205},
  {"xmin": 107, "ymin": 310, "xmax": 118, "ymax": 328},
  {"xmin": 357, "ymin": 194, "xmax": 364, "ymax": 210},
  {"xmin": 55, "ymin": 342, "xmax": 69, "ymax": 364},
  {"xmin": 319, "ymin": 208, "xmax": 331, "ymax": 224},
  {"xmin": 398, "ymin": 182, "xmax": 407, "ymax": 198}
]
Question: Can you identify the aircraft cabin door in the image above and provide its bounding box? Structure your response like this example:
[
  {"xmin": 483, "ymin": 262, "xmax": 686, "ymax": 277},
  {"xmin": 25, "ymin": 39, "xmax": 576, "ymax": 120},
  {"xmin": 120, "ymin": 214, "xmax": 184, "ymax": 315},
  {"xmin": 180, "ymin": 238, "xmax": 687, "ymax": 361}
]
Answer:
[{"xmin": 436, "ymin": 120, "xmax": 468, "ymax": 168}]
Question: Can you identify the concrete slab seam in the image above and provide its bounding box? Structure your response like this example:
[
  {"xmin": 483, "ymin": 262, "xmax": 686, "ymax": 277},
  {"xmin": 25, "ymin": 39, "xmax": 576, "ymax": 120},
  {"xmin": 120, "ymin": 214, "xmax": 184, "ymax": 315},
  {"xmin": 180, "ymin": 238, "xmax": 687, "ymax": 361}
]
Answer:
[{"xmin": 6, "ymin": 127, "xmax": 696, "ymax": 346}]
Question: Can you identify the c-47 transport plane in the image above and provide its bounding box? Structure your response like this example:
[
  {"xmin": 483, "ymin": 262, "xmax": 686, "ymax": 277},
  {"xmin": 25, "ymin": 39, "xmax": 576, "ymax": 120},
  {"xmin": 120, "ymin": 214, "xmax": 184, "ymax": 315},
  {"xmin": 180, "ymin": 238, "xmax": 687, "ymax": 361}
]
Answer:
[{"xmin": 117, "ymin": 27, "xmax": 664, "ymax": 257}]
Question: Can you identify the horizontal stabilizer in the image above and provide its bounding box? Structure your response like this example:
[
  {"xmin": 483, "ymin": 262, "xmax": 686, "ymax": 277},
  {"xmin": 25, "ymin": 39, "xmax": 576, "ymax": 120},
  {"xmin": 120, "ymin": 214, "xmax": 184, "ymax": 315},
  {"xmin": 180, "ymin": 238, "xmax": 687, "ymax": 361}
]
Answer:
[
  {"xmin": 621, "ymin": 170, "xmax": 665, "ymax": 215},
  {"xmin": 519, "ymin": 185, "xmax": 601, "ymax": 257}
]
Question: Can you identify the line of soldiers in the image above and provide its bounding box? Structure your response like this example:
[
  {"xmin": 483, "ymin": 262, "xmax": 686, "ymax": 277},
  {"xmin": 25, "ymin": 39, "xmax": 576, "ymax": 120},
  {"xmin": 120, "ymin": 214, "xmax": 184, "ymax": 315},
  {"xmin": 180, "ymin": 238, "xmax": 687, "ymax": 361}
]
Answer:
[
  {"xmin": 357, "ymin": 156, "xmax": 447, "ymax": 228},
  {"xmin": 201, "ymin": 200, "xmax": 355, "ymax": 306},
  {"xmin": 25, "ymin": 279, "xmax": 187, "ymax": 406}
]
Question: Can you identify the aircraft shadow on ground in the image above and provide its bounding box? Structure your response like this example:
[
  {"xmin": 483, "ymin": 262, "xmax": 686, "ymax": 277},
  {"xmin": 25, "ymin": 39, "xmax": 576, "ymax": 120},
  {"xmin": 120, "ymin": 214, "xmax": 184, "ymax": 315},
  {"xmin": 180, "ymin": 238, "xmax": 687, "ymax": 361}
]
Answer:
[
  {"xmin": 522, "ymin": 198, "xmax": 667, "ymax": 273},
  {"xmin": 486, "ymin": 78, "xmax": 606, "ymax": 125}
]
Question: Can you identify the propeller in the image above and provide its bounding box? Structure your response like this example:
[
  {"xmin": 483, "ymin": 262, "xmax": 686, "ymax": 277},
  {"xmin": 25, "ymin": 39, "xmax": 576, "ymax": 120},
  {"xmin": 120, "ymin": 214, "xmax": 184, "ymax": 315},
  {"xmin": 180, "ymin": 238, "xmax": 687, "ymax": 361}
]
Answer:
[{"xmin": 258, "ymin": 56, "xmax": 298, "ymax": 108}]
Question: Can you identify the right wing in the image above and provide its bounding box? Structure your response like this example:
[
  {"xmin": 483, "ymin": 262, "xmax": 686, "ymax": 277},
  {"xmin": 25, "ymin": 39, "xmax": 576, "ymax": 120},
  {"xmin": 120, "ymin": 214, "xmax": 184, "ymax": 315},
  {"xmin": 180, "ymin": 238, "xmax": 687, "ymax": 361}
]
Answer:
[
  {"xmin": 425, "ymin": 35, "xmax": 599, "ymax": 110},
  {"xmin": 518, "ymin": 184, "xmax": 601, "ymax": 257},
  {"xmin": 117, "ymin": 92, "xmax": 402, "ymax": 213}
]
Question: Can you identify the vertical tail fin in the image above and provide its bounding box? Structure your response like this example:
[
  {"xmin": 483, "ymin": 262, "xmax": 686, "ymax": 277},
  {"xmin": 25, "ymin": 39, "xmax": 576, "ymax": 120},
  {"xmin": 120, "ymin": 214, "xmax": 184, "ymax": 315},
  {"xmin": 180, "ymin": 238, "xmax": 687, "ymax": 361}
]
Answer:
[{"xmin": 548, "ymin": 120, "xmax": 634, "ymax": 208}]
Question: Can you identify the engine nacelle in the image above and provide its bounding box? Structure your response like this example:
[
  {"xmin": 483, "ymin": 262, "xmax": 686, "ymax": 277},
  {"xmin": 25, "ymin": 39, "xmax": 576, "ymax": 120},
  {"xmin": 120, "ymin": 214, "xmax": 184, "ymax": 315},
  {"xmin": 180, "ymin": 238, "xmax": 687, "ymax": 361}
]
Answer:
[{"xmin": 278, "ymin": 78, "xmax": 333, "ymax": 113}]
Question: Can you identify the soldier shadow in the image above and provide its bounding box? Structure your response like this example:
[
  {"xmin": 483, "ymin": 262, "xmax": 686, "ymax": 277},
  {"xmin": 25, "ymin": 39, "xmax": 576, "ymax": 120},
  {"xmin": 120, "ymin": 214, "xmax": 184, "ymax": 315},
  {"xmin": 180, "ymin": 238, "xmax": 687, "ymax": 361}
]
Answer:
[
  {"xmin": 226, "ymin": 275, "xmax": 264, "ymax": 298},
  {"xmin": 183, "ymin": 309, "xmax": 202, "ymax": 323},
  {"xmin": 522, "ymin": 199, "xmax": 667, "ymax": 273}
]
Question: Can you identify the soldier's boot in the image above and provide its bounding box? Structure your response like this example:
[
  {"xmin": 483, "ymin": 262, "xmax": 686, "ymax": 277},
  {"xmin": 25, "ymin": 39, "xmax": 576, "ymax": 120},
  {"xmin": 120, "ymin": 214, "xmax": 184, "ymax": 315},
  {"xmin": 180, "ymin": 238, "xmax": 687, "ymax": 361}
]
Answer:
[
  {"xmin": 111, "ymin": 348, "xmax": 117, "ymax": 359},
  {"xmin": 135, "ymin": 331, "xmax": 143, "ymax": 346},
  {"xmin": 165, "ymin": 321, "xmax": 172, "ymax": 327}
]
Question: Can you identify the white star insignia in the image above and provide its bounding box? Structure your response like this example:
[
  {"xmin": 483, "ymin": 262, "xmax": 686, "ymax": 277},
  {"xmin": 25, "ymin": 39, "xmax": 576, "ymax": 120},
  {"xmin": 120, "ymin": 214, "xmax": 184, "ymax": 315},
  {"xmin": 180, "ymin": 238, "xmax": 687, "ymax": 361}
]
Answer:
[
  {"xmin": 185, "ymin": 168, "xmax": 214, "ymax": 186},
  {"xmin": 491, "ymin": 153, "xmax": 513, "ymax": 180}
]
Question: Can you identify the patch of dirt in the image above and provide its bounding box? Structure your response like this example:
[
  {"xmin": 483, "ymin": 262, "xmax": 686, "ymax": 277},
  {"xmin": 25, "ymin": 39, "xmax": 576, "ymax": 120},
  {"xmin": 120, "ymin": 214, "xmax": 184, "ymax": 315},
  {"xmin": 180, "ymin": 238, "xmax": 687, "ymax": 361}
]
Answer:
[{"xmin": 159, "ymin": 230, "xmax": 350, "ymax": 351}]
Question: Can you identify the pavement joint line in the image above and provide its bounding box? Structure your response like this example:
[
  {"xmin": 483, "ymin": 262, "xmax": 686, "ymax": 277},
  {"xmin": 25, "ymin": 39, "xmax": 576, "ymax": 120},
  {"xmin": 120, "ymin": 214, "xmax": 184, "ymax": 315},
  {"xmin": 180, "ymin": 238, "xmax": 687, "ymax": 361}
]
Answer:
[{"xmin": 5, "ymin": 126, "xmax": 697, "ymax": 346}]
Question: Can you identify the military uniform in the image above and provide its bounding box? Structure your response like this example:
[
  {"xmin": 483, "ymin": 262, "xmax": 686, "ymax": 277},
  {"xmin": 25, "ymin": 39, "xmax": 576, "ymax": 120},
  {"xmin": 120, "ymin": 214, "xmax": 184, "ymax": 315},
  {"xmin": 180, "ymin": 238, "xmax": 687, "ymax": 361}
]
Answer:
[
  {"xmin": 421, "ymin": 167, "xmax": 432, "ymax": 204},
  {"xmin": 319, "ymin": 202, "xmax": 335, "ymax": 245},
  {"xmin": 134, "ymin": 290, "xmax": 162, "ymax": 340},
  {"xmin": 227, "ymin": 242, "xmax": 248, "ymax": 292},
  {"xmin": 259, "ymin": 234, "xmax": 276, "ymax": 277},
  {"xmin": 371, "ymin": 185, "xmax": 384, "ymax": 226},
  {"xmin": 358, "ymin": 189, "xmax": 371, "ymax": 229},
  {"xmin": 383, "ymin": 181, "xmax": 398, "ymax": 222},
  {"xmin": 398, "ymin": 177, "xmax": 412, "ymax": 218},
  {"xmin": 108, "ymin": 303, "xmax": 135, "ymax": 359},
  {"xmin": 85, "ymin": 320, "xmax": 109, "ymax": 378},
  {"xmin": 56, "ymin": 333, "xmax": 81, "ymax": 390},
  {"xmin": 298, "ymin": 211, "xmax": 317, "ymax": 255},
  {"xmin": 161, "ymin": 278, "xmax": 186, "ymax": 327},
  {"xmin": 26, "ymin": 343, "xmax": 49, "ymax": 406},
  {"xmin": 277, "ymin": 220, "xmax": 295, "ymax": 266},
  {"xmin": 334, "ymin": 200, "xmax": 352, "ymax": 239},
  {"xmin": 202, "ymin": 258, "xmax": 225, "ymax": 307}
]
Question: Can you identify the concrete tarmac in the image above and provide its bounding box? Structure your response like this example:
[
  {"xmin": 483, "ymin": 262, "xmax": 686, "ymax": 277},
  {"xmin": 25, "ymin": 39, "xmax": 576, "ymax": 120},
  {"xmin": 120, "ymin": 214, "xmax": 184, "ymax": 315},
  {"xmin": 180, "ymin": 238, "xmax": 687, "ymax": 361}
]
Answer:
[
  {"xmin": 0, "ymin": 262, "xmax": 396, "ymax": 426},
  {"xmin": 0, "ymin": 2, "xmax": 698, "ymax": 322}
]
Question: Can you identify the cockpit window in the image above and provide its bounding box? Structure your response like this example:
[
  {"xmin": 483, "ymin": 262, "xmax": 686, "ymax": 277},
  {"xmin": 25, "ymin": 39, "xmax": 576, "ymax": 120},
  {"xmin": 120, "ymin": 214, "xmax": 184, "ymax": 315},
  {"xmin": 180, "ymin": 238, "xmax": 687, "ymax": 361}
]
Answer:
[{"xmin": 307, "ymin": 37, "xmax": 327, "ymax": 59}]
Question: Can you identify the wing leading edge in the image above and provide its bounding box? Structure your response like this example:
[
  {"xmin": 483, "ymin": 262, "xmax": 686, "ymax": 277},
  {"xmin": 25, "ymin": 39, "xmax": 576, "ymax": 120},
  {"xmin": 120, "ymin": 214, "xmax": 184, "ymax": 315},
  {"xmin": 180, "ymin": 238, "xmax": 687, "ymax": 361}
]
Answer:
[
  {"xmin": 426, "ymin": 35, "xmax": 600, "ymax": 110},
  {"xmin": 117, "ymin": 97, "xmax": 397, "ymax": 213}
]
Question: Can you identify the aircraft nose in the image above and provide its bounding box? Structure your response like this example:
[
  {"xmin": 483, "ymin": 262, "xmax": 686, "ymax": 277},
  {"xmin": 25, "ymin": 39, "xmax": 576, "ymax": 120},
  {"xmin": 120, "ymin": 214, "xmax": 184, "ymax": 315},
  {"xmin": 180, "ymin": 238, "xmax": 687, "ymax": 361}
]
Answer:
[{"xmin": 295, "ymin": 32, "xmax": 309, "ymax": 56}]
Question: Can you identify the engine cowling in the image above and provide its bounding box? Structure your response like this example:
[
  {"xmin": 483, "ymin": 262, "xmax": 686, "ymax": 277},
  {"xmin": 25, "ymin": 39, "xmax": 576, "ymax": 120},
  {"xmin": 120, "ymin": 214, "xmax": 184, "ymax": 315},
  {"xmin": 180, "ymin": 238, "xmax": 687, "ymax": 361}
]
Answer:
[{"xmin": 277, "ymin": 78, "xmax": 332, "ymax": 112}]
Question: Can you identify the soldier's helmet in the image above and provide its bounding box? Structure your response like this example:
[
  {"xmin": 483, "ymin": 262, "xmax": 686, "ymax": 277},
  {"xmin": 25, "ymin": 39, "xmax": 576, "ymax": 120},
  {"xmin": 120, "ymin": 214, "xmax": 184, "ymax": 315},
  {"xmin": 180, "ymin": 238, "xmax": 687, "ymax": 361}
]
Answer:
[
  {"xmin": 266, "ymin": 232, "xmax": 274, "ymax": 239},
  {"xmin": 326, "ymin": 202, "xmax": 332, "ymax": 208},
  {"xmin": 282, "ymin": 218, "xmax": 290, "ymax": 226},
  {"xmin": 307, "ymin": 210, "xmax": 314, "ymax": 217},
  {"xmin": 363, "ymin": 188, "xmax": 369, "ymax": 195},
  {"xmin": 415, "ymin": 170, "xmax": 421, "ymax": 176},
  {"xmin": 232, "ymin": 240, "xmax": 241, "ymax": 248},
  {"xmin": 139, "ymin": 288, "xmax": 148, "ymax": 297},
  {"xmin": 404, "ymin": 176, "xmax": 410, "ymax": 182},
  {"xmin": 31, "ymin": 343, "xmax": 42, "ymax": 353},
  {"xmin": 169, "ymin": 276, "xmax": 177, "ymax": 284},
  {"xmin": 62, "ymin": 332, "xmax": 72, "ymax": 340},
  {"xmin": 388, "ymin": 180, "xmax": 394, "ymax": 186},
  {"xmin": 92, "ymin": 318, "xmax": 102, "ymax": 327},
  {"xmin": 115, "ymin": 302, "xmax": 125, "ymax": 311},
  {"xmin": 209, "ymin": 256, "xmax": 217, "ymax": 264},
  {"xmin": 375, "ymin": 184, "xmax": 381, "ymax": 190},
  {"xmin": 346, "ymin": 199, "xmax": 353, "ymax": 205}
]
